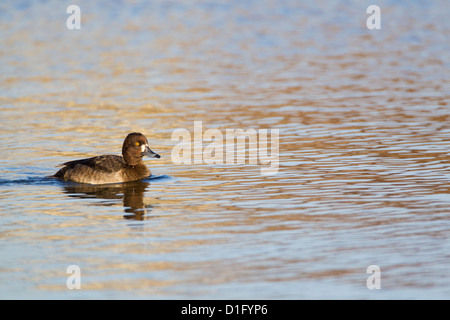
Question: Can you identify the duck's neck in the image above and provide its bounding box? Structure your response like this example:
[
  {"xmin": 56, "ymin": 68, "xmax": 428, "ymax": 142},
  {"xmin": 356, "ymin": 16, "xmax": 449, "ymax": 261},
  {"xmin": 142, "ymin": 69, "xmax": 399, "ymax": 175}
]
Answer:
[{"xmin": 123, "ymin": 153, "xmax": 142, "ymax": 166}]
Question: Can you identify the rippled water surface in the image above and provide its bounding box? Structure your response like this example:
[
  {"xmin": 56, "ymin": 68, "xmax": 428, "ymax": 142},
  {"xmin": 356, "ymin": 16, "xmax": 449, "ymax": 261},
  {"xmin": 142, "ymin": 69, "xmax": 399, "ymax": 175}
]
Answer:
[{"xmin": 1, "ymin": 0, "xmax": 449, "ymax": 299}]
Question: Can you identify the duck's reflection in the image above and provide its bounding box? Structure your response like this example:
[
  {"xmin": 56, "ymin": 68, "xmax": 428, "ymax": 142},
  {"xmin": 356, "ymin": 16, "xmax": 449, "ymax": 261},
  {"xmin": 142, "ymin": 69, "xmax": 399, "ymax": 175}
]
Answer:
[{"xmin": 62, "ymin": 180, "xmax": 152, "ymax": 220}]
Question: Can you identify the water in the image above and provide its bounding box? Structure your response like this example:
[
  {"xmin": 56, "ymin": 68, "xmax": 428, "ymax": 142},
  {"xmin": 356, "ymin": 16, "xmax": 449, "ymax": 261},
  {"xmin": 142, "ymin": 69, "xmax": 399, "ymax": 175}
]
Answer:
[{"xmin": 1, "ymin": 0, "xmax": 449, "ymax": 299}]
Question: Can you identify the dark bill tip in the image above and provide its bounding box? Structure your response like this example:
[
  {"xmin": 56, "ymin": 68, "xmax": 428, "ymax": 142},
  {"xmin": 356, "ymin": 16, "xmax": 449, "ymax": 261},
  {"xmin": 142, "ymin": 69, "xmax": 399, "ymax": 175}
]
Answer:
[{"xmin": 143, "ymin": 145, "xmax": 161, "ymax": 159}]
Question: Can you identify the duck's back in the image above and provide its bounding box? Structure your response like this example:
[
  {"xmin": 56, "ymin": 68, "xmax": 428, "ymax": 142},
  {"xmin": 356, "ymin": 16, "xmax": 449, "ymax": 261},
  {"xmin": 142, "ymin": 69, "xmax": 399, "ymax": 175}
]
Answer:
[{"xmin": 54, "ymin": 155, "xmax": 132, "ymax": 184}]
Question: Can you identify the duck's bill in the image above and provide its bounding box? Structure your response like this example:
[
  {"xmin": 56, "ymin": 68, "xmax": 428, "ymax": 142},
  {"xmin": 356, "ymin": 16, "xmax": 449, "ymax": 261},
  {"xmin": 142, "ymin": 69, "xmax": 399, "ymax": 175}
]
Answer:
[{"xmin": 142, "ymin": 145, "xmax": 161, "ymax": 158}]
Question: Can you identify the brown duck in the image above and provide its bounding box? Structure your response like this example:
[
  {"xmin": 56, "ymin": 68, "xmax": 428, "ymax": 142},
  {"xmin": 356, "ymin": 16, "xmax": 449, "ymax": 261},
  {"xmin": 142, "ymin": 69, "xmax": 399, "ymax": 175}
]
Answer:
[{"xmin": 54, "ymin": 132, "xmax": 160, "ymax": 185}]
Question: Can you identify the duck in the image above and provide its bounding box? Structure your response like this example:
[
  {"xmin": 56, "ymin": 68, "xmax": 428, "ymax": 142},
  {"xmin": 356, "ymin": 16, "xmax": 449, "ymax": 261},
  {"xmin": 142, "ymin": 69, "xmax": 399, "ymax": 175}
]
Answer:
[{"xmin": 54, "ymin": 132, "xmax": 160, "ymax": 185}]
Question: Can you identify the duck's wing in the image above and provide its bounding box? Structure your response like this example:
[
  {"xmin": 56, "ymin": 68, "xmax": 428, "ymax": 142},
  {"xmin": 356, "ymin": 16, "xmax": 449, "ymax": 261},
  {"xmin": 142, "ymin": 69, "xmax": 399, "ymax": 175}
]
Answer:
[{"xmin": 59, "ymin": 155, "xmax": 126, "ymax": 173}]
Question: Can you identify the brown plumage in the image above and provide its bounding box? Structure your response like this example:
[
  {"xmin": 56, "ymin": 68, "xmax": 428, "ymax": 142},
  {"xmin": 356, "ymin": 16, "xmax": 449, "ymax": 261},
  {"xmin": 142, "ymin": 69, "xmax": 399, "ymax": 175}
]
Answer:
[{"xmin": 54, "ymin": 133, "xmax": 160, "ymax": 185}]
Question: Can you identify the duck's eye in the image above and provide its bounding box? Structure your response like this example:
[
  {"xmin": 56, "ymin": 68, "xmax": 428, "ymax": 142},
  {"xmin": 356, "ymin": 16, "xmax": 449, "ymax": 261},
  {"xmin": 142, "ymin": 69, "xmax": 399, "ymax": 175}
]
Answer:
[{"xmin": 135, "ymin": 142, "xmax": 140, "ymax": 146}]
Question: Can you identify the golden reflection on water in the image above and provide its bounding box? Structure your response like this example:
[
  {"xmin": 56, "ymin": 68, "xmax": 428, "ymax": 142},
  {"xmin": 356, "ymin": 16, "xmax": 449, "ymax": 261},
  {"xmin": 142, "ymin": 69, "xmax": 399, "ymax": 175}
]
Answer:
[{"xmin": 62, "ymin": 181, "xmax": 152, "ymax": 220}]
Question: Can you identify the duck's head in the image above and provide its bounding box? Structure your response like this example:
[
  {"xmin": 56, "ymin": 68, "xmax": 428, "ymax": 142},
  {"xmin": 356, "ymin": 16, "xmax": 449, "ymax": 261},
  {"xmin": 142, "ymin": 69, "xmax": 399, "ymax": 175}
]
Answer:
[{"xmin": 122, "ymin": 132, "xmax": 160, "ymax": 166}]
